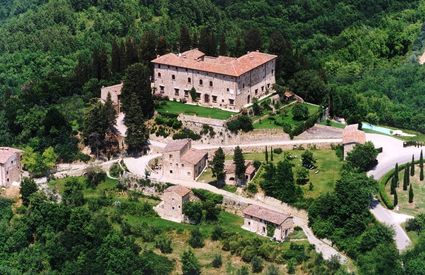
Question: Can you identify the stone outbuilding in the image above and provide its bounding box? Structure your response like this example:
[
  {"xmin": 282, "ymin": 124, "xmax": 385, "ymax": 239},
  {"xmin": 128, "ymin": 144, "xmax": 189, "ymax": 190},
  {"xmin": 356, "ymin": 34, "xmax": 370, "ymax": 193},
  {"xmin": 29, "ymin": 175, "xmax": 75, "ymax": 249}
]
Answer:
[
  {"xmin": 224, "ymin": 160, "xmax": 257, "ymax": 185},
  {"xmin": 242, "ymin": 204, "xmax": 294, "ymax": 241},
  {"xmin": 154, "ymin": 185, "xmax": 192, "ymax": 223},
  {"xmin": 0, "ymin": 147, "xmax": 22, "ymax": 187},
  {"xmin": 162, "ymin": 139, "xmax": 208, "ymax": 180},
  {"xmin": 342, "ymin": 124, "xmax": 366, "ymax": 159},
  {"xmin": 100, "ymin": 83, "xmax": 123, "ymax": 113}
]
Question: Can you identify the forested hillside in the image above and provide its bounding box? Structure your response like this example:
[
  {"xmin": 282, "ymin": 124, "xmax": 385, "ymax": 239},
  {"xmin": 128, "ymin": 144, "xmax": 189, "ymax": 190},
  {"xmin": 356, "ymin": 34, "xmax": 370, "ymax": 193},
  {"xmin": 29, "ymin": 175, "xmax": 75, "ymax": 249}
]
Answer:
[{"xmin": 0, "ymin": 0, "xmax": 425, "ymax": 156}]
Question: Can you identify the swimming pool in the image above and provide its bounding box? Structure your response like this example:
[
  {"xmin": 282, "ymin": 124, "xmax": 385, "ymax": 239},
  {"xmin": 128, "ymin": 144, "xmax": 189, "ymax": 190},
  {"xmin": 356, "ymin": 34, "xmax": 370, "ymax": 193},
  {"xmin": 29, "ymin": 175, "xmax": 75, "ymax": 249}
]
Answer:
[{"xmin": 362, "ymin": 123, "xmax": 393, "ymax": 135}]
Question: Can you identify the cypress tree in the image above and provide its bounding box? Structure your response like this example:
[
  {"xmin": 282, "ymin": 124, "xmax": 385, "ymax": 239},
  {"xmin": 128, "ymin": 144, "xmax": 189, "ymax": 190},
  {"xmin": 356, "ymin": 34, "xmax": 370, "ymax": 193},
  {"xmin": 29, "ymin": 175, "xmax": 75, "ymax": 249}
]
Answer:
[
  {"xmin": 244, "ymin": 28, "xmax": 262, "ymax": 52},
  {"xmin": 157, "ymin": 36, "xmax": 168, "ymax": 55},
  {"xmin": 92, "ymin": 47, "xmax": 110, "ymax": 80},
  {"xmin": 111, "ymin": 39, "xmax": 122, "ymax": 76},
  {"xmin": 265, "ymin": 146, "xmax": 268, "ymax": 163},
  {"xmin": 411, "ymin": 155, "xmax": 415, "ymax": 176},
  {"xmin": 420, "ymin": 150, "xmax": 424, "ymax": 181},
  {"xmin": 233, "ymin": 146, "xmax": 246, "ymax": 185},
  {"xmin": 124, "ymin": 37, "xmax": 138, "ymax": 69},
  {"xmin": 212, "ymin": 147, "xmax": 225, "ymax": 187},
  {"xmin": 393, "ymin": 189, "xmax": 398, "ymax": 206},
  {"xmin": 179, "ymin": 26, "xmax": 192, "ymax": 52},
  {"xmin": 390, "ymin": 175, "xmax": 396, "ymax": 195},
  {"xmin": 403, "ymin": 166, "xmax": 409, "ymax": 191},
  {"xmin": 394, "ymin": 163, "xmax": 399, "ymax": 187},
  {"xmin": 271, "ymin": 147, "xmax": 274, "ymax": 161},
  {"xmin": 409, "ymin": 183, "xmax": 414, "ymax": 203},
  {"xmin": 139, "ymin": 31, "xmax": 157, "ymax": 65},
  {"xmin": 219, "ymin": 32, "xmax": 227, "ymax": 55}
]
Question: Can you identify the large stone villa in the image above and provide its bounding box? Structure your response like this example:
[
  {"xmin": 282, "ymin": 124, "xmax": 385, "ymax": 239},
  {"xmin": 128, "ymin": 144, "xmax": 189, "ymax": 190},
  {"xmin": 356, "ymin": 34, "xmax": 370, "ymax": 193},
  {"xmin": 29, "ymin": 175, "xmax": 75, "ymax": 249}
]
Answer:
[
  {"xmin": 0, "ymin": 147, "xmax": 22, "ymax": 187},
  {"xmin": 162, "ymin": 139, "xmax": 208, "ymax": 180},
  {"xmin": 242, "ymin": 204, "xmax": 294, "ymax": 241},
  {"xmin": 101, "ymin": 49, "xmax": 277, "ymax": 112},
  {"xmin": 152, "ymin": 49, "xmax": 277, "ymax": 111}
]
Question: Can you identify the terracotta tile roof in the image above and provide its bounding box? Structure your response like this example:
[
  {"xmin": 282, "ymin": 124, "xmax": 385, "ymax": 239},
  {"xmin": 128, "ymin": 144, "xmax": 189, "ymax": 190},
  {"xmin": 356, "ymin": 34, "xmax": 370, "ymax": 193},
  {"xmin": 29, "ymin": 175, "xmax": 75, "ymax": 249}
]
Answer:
[
  {"xmin": 224, "ymin": 160, "xmax": 255, "ymax": 174},
  {"xmin": 163, "ymin": 139, "xmax": 190, "ymax": 153},
  {"xmin": 0, "ymin": 147, "xmax": 21, "ymax": 164},
  {"xmin": 165, "ymin": 185, "xmax": 191, "ymax": 197},
  {"xmin": 181, "ymin": 149, "xmax": 207, "ymax": 165},
  {"xmin": 343, "ymin": 124, "xmax": 366, "ymax": 145},
  {"xmin": 152, "ymin": 49, "xmax": 277, "ymax": 77},
  {"xmin": 243, "ymin": 205, "xmax": 291, "ymax": 225},
  {"xmin": 101, "ymin": 83, "xmax": 123, "ymax": 96}
]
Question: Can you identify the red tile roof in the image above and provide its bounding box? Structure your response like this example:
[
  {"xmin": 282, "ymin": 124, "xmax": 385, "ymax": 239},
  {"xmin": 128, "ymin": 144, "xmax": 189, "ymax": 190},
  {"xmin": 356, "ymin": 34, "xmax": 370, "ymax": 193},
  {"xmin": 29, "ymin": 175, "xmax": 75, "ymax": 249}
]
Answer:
[
  {"xmin": 0, "ymin": 147, "xmax": 21, "ymax": 164},
  {"xmin": 165, "ymin": 185, "xmax": 191, "ymax": 197},
  {"xmin": 152, "ymin": 49, "xmax": 277, "ymax": 77},
  {"xmin": 101, "ymin": 83, "xmax": 123, "ymax": 96},
  {"xmin": 163, "ymin": 139, "xmax": 190, "ymax": 153},
  {"xmin": 224, "ymin": 160, "xmax": 255, "ymax": 174},
  {"xmin": 343, "ymin": 124, "xmax": 366, "ymax": 145},
  {"xmin": 243, "ymin": 205, "xmax": 291, "ymax": 225},
  {"xmin": 181, "ymin": 149, "xmax": 207, "ymax": 165}
]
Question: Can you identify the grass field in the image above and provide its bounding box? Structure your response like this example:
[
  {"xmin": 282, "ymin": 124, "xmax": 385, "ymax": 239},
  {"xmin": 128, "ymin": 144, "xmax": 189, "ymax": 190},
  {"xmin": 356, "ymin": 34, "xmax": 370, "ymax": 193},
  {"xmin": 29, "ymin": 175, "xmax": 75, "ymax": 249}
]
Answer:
[
  {"xmin": 385, "ymin": 166, "xmax": 425, "ymax": 216},
  {"xmin": 253, "ymin": 103, "xmax": 320, "ymax": 129},
  {"xmin": 212, "ymin": 149, "xmax": 342, "ymax": 199},
  {"xmin": 157, "ymin": 101, "xmax": 235, "ymax": 120}
]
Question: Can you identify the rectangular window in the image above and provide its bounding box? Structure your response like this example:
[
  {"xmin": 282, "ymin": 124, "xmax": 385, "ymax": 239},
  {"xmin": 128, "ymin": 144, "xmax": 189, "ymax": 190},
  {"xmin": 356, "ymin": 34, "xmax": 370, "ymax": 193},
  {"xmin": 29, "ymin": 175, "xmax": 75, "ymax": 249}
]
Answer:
[
  {"xmin": 209, "ymin": 81, "xmax": 213, "ymax": 87},
  {"xmin": 169, "ymin": 154, "xmax": 172, "ymax": 158},
  {"xmin": 229, "ymin": 99, "xmax": 234, "ymax": 105},
  {"xmin": 267, "ymin": 83, "xmax": 270, "ymax": 89},
  {"xmin": 170, "ymin": 170, "xmax": 173, "ymax": 174},
  {"xmin": 160, "ymin": 86, "xmax": 165, "ymax": 93},
  {"xmin": 157, "ymin": 72, "xmax": 161, "ymax": 78},
  {"xmin": 227, "ymin": 88, "xmax": 229, "ymax": 92},
  {"xmin": 199, "ymin": 79, "xmax": 203, "ymax": 85},
  {"xmin": 184, "ymin": 90, "xmax": 189, "ymax": 97},
  {"xmin": 272, "ymin": 69, "xmax": 274, "ymax": 75},
  {"xmin": 172, "ymin": 75, "xmax": 176, "ymax": 80},
  {"xmin": 174, "ymin": 88, "xmax": 179, "ymax": 96},
  {"xmin": 212, "ymin": 96, "xmax": 217, "ymax": 103},
  {"xmin": 261, "ymin": 86, "xmax": 264, "ymax": 91},
  {"xmin": 255, "ymin": 89, "xmax": 258, "ymax": 95},
  {"xmin": 188, "ymin": 77, "xmax": 191, "ymax": 83}
]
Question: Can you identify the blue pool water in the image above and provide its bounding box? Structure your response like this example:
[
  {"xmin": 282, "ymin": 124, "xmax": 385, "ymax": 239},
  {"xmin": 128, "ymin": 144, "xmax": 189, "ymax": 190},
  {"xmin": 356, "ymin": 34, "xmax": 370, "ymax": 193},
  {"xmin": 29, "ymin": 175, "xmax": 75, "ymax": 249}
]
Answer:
[{"xmin": 362, "ymin": 123, "xmax": 393, "ymax": 135}]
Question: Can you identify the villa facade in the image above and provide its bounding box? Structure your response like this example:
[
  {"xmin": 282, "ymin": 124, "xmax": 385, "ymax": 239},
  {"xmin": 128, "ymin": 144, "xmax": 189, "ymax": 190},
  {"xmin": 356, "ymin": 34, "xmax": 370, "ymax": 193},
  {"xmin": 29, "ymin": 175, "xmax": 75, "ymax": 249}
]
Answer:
[
  {"xmin": 151, "ymin": 49, "xmax": 277, "ymax": 111},
  {"xmin": 242, "ymin": 204, "xmax": 294, "ymax": 241},
  {"xmin": 0, "ymin": 147, "xmax": 22, "ymax": 187}
]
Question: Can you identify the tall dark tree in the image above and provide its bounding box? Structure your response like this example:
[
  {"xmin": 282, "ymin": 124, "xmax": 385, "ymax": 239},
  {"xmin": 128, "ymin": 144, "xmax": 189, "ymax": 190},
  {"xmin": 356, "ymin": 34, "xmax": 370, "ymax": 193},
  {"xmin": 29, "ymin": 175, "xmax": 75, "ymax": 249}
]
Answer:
[
  {"xmin": 124, "ymin": 37, "xmax": 138, "ymax": 69},
  {"xmin": 234, "ymin": 37, "xmax": 244, "ymax": 56},
  {"xmin": 20, "ymin": 178, "xmax": 38, "ymax": 206},
  {"xmin": 211, "ymin": 147, "xmax": 225, "ymax": 187},
  {"xmin": 403, "ymin": 165, "xmax": 409, "ymax": 191},
  {"xmin": 139, "ymin": 31, "xmax": 157, "ymax": 65},
  {"xmin": 179, "ymin": 26, "xmax": 191, "ymax": 52},
  {"xmin": 420, "ymin": 150, "xmax": 424, "ymax": 181},
  {"xmin": 157, "ymin": 36, "xmax": 168, "ymax": 55},
  {"xmin": 244, "ymin": 28, "xmax": 262, "ymax": 52},
  {"xmin": 274, "ymin": 160, "xmax": 301, "ymax": 203},
  {"xmin": 390, "ymin": 175, "xmax": 396, "ymax": 195},
  {"xmin": 393, "ymin": 188, "xmax": 398, "ymax": 206},
  {"xmin": 192, "ymin": 31, "xmax": 199, "ymax": 49},
  {"xmin": 199, "ymin": 27, "xmax": 216, "ymax": 56},
  {"xmin": 83, "ymin": 101, "xmax": 109, "ymax": 156},
  {"xmin": 72, "ymin": 55, "xmax": 91, "ymax": 88},
  {"xmin": 219, "ymin": 32, "xmax": 227, "ymax": 55},
  {"xmin": 411, "ymin": 155, "xmax": 415, "ymax": 176},
  {"xmin": 111, "ymin": 39, "xmax": 123, "ymax": 76},
  {"xmin": 409, "ymin": 183, "xmax": 414, "ymax": 203},
  {"xmin": 233, "ymin": 146, "xmax": 246, "ymax": 185},
  {"xmin": 92, "ymin": 47, "xmax": 110, "ymax": 80},
  {"xmin": 270, "ymin": 147, "xmax": 274, "ymax": 161},
  {"xmin": 181, "ymin": 249, "xmax": 201, "ymax": 275},
  {"xmin": 395, "ymin": 163, "xmax": 399, "ymax": 187},
  {"xmin": 268, "ymin": 31, "xmax": 298, "ymax": 79},
  {"xmin": 265, "ymin": 146, "xmax": 269, "ymax": 163}
]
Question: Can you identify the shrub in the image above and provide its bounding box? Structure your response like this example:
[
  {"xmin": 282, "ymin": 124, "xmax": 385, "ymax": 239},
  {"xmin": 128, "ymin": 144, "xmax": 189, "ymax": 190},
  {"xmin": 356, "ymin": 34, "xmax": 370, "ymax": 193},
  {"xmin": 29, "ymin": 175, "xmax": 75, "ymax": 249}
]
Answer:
[
  {"xmin": 173, "ymin": 128, "xmax": 201, "ymax": 140},
  {"xmin": 85, "ymin": 167, "xmax": 106, "ymax": 188},
  {"xmin": 266, "ymin": 223, "xmax": 276, "ymax": 238},
  {"xmin": 192, "ymin": 189, "xmax": 223, "ymax": 204},
  {"xmin": 253, "ymin": 160, "xmax": 261, "ymax": 170},
  {"xmin": 273, "ymin": 148, "xmax": 283, "ymax": 154},
  {"xmin": 226, "ymin": 115, "xmax": 253, "ymax": 133},
  {"xmin": 292, "ymin": 104, "xmax": 309, "ymax": 121},
  {"xmin": 200, "ymin": 124, "xmax": 216, "ymax": 137},
  {"xmin": 188, "ymin": 227, "xmax": 204, "ymax": 248},
  {"xmin": 246, "ymin": 183, "xmax": 258, "ymax": 194},
  {"xmin": 211, "ymin": 225, "xmax": 224, "ymax": 241},
  {"xmin": 109, "ymin": 163, "xmax": 123, "ymax": 178},
  {"xmin": 155, "ymin": 237, "xmax": 173, "ymax": 254},
  {"xmin": 183, "ymin": 201, "xmax": 203, "ymax": 224},
  {"xmin": 212, "ymin": 254, "xmax": 222, "ymax": 268},
  {"xmin": 251, "ymin": 256, "xmax": 264, "ymax": 273}
]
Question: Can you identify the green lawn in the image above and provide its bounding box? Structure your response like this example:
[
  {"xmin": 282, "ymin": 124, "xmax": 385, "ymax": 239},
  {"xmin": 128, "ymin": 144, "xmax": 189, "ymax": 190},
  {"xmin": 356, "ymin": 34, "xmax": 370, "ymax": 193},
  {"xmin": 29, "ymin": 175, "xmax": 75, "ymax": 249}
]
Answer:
[
  {"xmin": 222, "ymin": 149, "xmax": 342, "ymax": 199},
  {"xmin": 157, "ymin": 100, "xmax": 235, "ymax": 120},
  {"xmin": 253, "ymin": 103, "xmax": 320, "ymax": 129},
  {"xmin": 319, "ymin": 120, "xmax": 346, "ymax": 129},
  {"xmin": 385, "ymin": 166, "xmax": 425, "ymax": 216}
]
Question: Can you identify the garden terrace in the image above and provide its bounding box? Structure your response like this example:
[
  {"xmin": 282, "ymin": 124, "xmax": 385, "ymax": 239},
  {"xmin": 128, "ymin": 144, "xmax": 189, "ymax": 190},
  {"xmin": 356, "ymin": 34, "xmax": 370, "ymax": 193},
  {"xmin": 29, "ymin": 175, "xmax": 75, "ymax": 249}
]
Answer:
[{"xmin": 156, "ymin": 101, "xmax": 235, "ymax": 120}]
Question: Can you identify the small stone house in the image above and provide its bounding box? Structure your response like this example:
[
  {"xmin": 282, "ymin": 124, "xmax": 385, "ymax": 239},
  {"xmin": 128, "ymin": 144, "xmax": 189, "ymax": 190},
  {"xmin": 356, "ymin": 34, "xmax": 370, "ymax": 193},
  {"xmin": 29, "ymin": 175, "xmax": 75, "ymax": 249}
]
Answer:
[
  {"xmin": 100, "ymin": 83, "xmax": 123, "ymax": 113},
  {"xmin": 162, "ymin": 139, "xmax": 208, "ymax": 180},
  {"xmin": 154, "ymin": 185, "xmax": 191, "ymax": 223},
  {"xmin": 0, "ymin": 147, "xmax": 22, "ymax": 187},
  {"xmin": 342, "ymin": 124, "xmax": 366, "ymax": 159},
  {"xmin": 224, "ymin": 160, "xmax": 257, "ymax": 185},
  {"xmin": 242, "ymin": 204, "xmax": 294, "ymax": 241}
]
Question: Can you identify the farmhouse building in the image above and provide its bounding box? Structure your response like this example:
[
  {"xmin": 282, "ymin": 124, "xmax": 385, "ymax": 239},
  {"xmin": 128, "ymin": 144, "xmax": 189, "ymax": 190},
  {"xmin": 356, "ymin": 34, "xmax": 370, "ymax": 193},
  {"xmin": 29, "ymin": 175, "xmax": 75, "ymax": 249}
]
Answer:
[
  {"xmin": 154, "ymin": 185, "xmax": 192, "ymax": 223},
  {"xmin": 342, "ymin": 124, "xmax": 366, "ymax": 159},
  {"xmin": 0, "ymin": 147, "xmax": 22, "ymax": 187},
  {"xmin": 100, "ymin": 83, "xmax": 123, "ymax": 113},
  {"xmin": 152, "ymin": 49, "xmax": 277, "ymax": 111},
  {"xmin": 224, "ymin": 160, "xmax": 257, "ymax": 185},
  {"xmin": 242, "ymin": 204, "xmax": 294, "ymax": 241},
  {"xmin": 162, "ymin": 139, "xmax": 208, "ymax": 180}
]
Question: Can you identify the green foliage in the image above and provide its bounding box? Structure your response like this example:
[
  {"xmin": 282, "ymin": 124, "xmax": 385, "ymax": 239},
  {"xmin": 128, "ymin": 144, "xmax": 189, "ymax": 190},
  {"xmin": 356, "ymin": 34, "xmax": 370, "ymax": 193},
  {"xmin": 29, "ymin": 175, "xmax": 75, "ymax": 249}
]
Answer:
[
  {"xmin": 172, "ymin": 128, "xmax": 201, "ymax": 140},
  {"xmin": 188, "ymin": 227, "xmax": 204, "ymax": 248},
  {"xmin": 22, "ymin": 146, "xmax": 58, "ymax": 177},
  {"xmin": 20, "ymin": 178, "xmax": 38, "ymax": 206},
  {"xmin": 292, "ymin": 104, "xmax": 309, "ymax": 121},
  {"xmin": 183, "ymin": 201, "xmax": 203, "ymax": 224},
  {"xmin": 296, "ymin": 167, "xmax": 309, "ymax": 185},
  {"xmin": 233, "ymin": 146, "xmax": 246, "ymax": 185},
  {"xmin": 273, "ymin": 148, "xmax": 283, "ymax": 154},
  {"xmin": 409, "ymin": 183, "xmax": 414, "ymax": 203},
  {"xmin": 211, "ymin": 225, "xmax": 224, "ymax": 241},
  {"xmin": 212, "ymin": 254, "xmax": 222, "ymax": 268},
  {"xmin": 155, "ymin": 113, "xmax": 182, "ymax": 129},
  {"xmin": 155, "ymin": 236, "xmax": 173, "ymax": 254},
  {"xmin": 181, "ymin": 249, "xmax": 201, "ymax": 275},
  {"xmin": 189, "ymin": 87, "xmax": 198, "ymax": 102},
  {"xmin": 246, "ymin": 183, "xmax": 258, "ymax": 194},
  {"xmin": 420, "ymin": 150, "xmax": 424, "ymax": 181},
  {"xmin": 251, "ymin": 255, "xmax": 263, "ymax": 273},
  {"xmin": 226, "ymin": 115, "xmax": 253, "ymax": 133},
  {"xmin": 211, "ymin": 147, "xmax": 225, "ymax": 187},
  {"xmin": 412, "ymin": 155, "xmax": 416, "ymax": 176},
  {"xmin": 62, "ymin": 177, "xmax": 85, "ymax": 207},
  {"xmin": 346, "ymin": 142, "xmax": 378, "ymax": 172},
  {"xmin": 266, "ymin": 223, "xmax": 276, "ymax": 238},
  {"xmin": 301, "ymin": 150, "xmax": 316, "ymax": 168}
]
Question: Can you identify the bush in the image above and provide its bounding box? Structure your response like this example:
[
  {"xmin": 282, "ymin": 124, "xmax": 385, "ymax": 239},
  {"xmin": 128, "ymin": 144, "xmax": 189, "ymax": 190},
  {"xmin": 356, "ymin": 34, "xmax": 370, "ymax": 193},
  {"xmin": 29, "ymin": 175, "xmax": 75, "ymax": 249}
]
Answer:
[
  {"xmin": 173, "ymin": 128, "xmax": 201, "ymax": 140},
  {"xmin": 200, "ymin": 124, "xmax": 216, "ymax": 137},
  {"xmin": 226, "ymin": 115, "xmax": 253, "ymax": 133},
  {"xmin": 212, "ymin": 254, "xmax": 222, "ymax": 268},
  {"xmin": 155, "ymin": 237, "xmax": 173, "ymax": 254},
  {"xmin": 109, "ymin": 163, "xmax": 123, "ymax": 178},
  {"xmin": 292, "ymin": 104, "xmax": 309, "ymax": 121},
  {"xmin": 211, "ymin": 225, "xmax": 224, "ymax": 241},
  {"xmin": 188, "ymin": 227, "xmax": 204, "ymax": 248},
  {"xmin": 155, "ymin": 113, "xmax": 182, "ymax": 129},
  {"xmin": 192, "ymin": 189, "xmax": 223, "ymax": 205},
  {"xmin": 251, "ymin": 256, "xmax": 264, "ymax": 273},
  {"xmin": 273, "ymin": 148, "xmax": 283, "ymax": 154},
  {"xmin": 246, "ymin": 183, "xmax": 258, "ymax": 194},
  {"xmin": 85, "ymin": 168, "xmax": 106, "ymax": 188},
  {"xmin": 253, "ymin": 160, "xmax": 261, "ymax": 170},
  {"xmin": 183, "ymin": 201, "xmax": 203, "ymax": 224}
]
